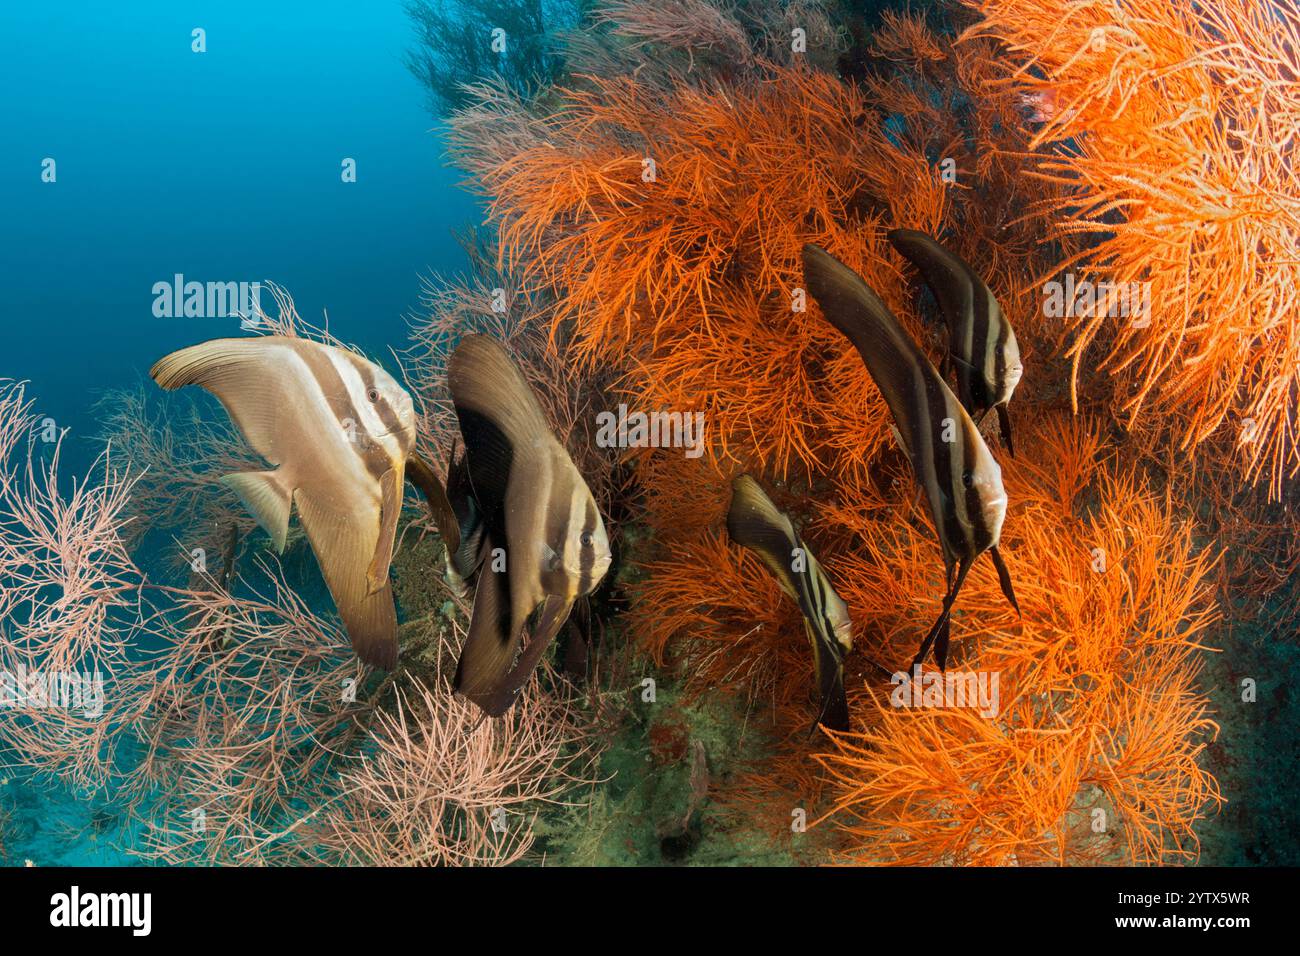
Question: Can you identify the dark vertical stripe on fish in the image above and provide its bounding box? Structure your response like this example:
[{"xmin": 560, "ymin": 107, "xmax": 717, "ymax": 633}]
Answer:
[{"xmin": 299, "ymin": 345, "xmax": 391, "ymax": 482}]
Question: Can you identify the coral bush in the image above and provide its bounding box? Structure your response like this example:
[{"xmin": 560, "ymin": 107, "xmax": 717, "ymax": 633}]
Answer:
[
  {"xmin": 441, "ymin": 0, "xmax": 1230, "ymax": 864},
  {"xmin": 298, "ymin": 630, "xmax": 596, "ymax": 866},
  {"xmin": 404, "ymin": 0, "xmax": 580, "ymax": 114},
  {"xmin": 451, "ymin": 5, "xmax": 1073, "ymax": 488},
  {"xmin": 963, "ymin": 0, "xmax": 1300, "ymax": 495},
  {"xmin": 0, "ymin": 379, "xmax": 143, "ymax": 788},
  {"xmin": 2, "ymin": 309, "xmax": 600, "ymax": 865},
  {"xmin": 815, "ymin": 414, "xmax": 1222, "ymax": 865}
]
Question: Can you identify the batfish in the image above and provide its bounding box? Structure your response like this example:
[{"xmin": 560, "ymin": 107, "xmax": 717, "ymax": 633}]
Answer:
[
  {"xmin": 888, "ymin": 228, "xmax": 1023, "ymax": 456},
  {"xmin": 448, "ymin": 334, "xmax": 612, "ymax": 716},
  {"xmin": 151, "ymin": 335, "xmax": 416, "ymax": 669},
  {"xmin": 802, "ymin": 244, "xmax": 1019, "ymax": 671},
  {"xmin": 727, "ymin": 474, "xmax": 852, "ymax": 732}
]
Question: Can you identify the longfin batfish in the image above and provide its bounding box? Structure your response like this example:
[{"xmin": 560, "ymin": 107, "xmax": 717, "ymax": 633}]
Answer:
[
  {"xmin": 727, "ymin": 474, "xmax": 852, "ymax": 732},
  {"xmin": 888, "ymin": 228, "xmax": 1023, "ymax": 456},
  {"xmin": 150, "ymin": 335, "xmax": 416, "ymax": 670},
  {"xmin": 449, "ymin": 334, "xmax": 612, "ymax": 717},
  {"xmin": 801, "ymin": 244, "xmax": 1019, "ymax": 671}
]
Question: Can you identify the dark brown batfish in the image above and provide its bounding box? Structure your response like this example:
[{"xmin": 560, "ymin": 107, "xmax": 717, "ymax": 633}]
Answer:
[
  {"xmin": 888, "ymin": 228, "xmax": 1023, "ymax": 456},
  {"xmin": 802, "ymin": 244, "xmax": 1019, "ymax": 671},
  {"xmin": 449, "ymin": 334, "xmax": 612, "ymax": 716},
  {"xmin": 727, "ymin": 474, "xmax": 852, "ymax": 732}
]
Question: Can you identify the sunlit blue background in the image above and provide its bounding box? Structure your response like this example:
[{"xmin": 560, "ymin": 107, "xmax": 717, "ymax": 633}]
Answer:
[{"xmin": 0, "ymin": 0, "xmax": 478, "ymax": 474}]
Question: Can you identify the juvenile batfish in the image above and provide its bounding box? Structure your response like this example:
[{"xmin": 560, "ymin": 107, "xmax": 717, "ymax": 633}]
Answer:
[
  {"xmin": 150, "ymin": 335, "xmax": 416, "ymax": 669},
  {"xmin": 888, "ymin": 228, "xmax": 1023, "ymax": 456},
  {"xmin": 727, "ymin": 474, "xmax": 852, "ymax": 732},
  {"xmin": 802, "ymin": 244, "xmax": 1019, "ymax": 671},
  {"xmin": 449, "ymin": 334, "xmax": 612, "ymax": 717}
]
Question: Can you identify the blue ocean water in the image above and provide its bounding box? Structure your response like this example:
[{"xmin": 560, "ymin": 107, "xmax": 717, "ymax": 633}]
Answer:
[
  {"xmin": 0, "ymin": 0, "xmax": 477, "ymax": 477},
  {"xmin": 0, "ymin": 1, "xmax": 476, "ymax": 865}
]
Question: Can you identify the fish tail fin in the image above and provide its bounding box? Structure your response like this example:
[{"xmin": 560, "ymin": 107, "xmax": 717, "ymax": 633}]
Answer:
[{"xmin": 220, "ymin": 470, "xmax": 292, "ymax": 553}]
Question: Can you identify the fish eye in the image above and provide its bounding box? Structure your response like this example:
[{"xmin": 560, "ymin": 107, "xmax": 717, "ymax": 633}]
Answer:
[
  {"xmin": 580, "ymin": 531, "xmax": 593, "ymax": 547},
  {"xmin": 366, "ymin": 387, "xmax": 380, "ymax": 403},
  {"xmin": 961, "ymin": 470, "xmax": 975, "ymax": 489}
]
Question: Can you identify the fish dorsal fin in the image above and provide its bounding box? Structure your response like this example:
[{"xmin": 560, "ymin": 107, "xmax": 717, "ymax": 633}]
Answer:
[
  {"xmin": 293, "ymin": 487, "xmax": 398, "ymax": 669},
  {"xmin": 887, "ymin": 229, "xmax": 978, "ymax": 341},
  {"xmin": 448, "ymin": 334, "xmax": 554, "ymax": 535},
  {"xmin": 221, "ymin": 470, "xmax": 292, "ymax": 553},
  {"xmin": 150, "ymin": 336, "xmax": 309, "ymax": 468},
  {"xmin": 802, "ymin": 243, "xmax": 968, "ymax": 471},
  {"xmin": 726, "ymin": 475, "xmax": 801, "ymax": 602}
]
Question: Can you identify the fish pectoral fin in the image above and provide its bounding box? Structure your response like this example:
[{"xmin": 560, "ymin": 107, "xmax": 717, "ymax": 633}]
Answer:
[
  {"xmin": 221, "ymin": 470, "xmax": 293, "ymax": 554},
  {"xmin": 367, "ymin": 467, "xmax": 401, "ymax": 596},
  {"xmin": 949, "ymin": 353, "xmax": 979, "ymax": 374},
  {"xmin": 295, "ymin": 487, "xmax": 398, "ymax": 670}
]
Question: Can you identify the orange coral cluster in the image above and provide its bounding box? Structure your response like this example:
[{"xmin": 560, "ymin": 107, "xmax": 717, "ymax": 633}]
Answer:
[
  {"xmin": 450, "ymin": 13, "xmax": 1067, "ymax": 486},
  {"xmin": 815, "ymin": 414, "xmax": 1222, "ymax": 865},
  {"xmin": 438, "ymin": 0, "xmax": 1237, "ymax": 863},
  {"xmin": 963, "ymin": 0, "xmax": 1300, "ymax": 496}
]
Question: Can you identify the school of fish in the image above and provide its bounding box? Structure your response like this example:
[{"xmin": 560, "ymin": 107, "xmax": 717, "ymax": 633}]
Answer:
[{"xmin": 151, "ymin": 229, "xmax": 1019, "ymax": 728}]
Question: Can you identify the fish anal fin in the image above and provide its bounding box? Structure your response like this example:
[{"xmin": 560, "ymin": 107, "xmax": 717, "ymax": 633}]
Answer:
[
  {"xmin": 294, "ymin": 487, "xmax": 398, "ymax": 669},
  {"xmin": 934, "ymin": 615, "xmax": 952, "ymax": 671},
  {"xmin": 455, "ymin": 535, "xmax": 522, "ymax": 707},
  {"xmin": 476, "ymin": 594, "xmax": 576, "ymax": 717},
  {"xmin": 221, "ymin": 470, "xmax": 292, "ymax": 553}
]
